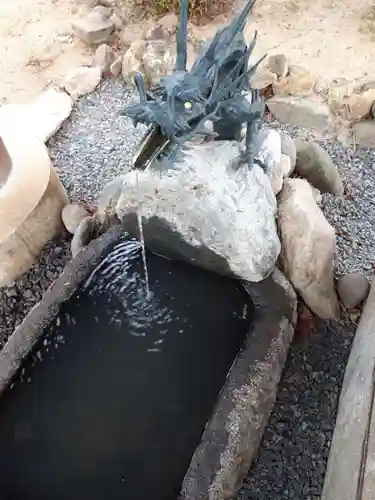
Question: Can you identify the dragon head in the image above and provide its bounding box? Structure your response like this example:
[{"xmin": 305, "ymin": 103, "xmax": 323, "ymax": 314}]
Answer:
[{"xmin": 123, "ymin": 0, "xmax": 265, "ymax": 166}]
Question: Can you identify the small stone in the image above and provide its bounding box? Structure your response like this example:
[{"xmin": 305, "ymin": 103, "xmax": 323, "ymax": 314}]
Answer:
[
  {"xmin": 255, "ymin": 128, "xmax": 282, "ymax": 194},
  {"xmin": 23, "ymin": 289, "xmax": 34, "ymax": 299},
  {"xmin": 269, "ymin": 161, "xmax": 284, "ymax": 195},
  {"xmin": 267, "ymin": 96, "xmax": 331, "ymax": 131},
  {"xmin": 294, "ymin": 140, "xmax": 344, "ymax": 195},
  {"xmin": 98, "ymin": 176, "xmax": 124, "ymax": 223},
  {"xmin": 157, "ymin": 12, "xmax": 178, "ymax": 32},
  {"xmin": 335, "ymin": 89, "xmax": 375, "ymax": 121},
  {"xmin": 142, "ymin": 39, "xmax": 174, "ymax": 84},
  {"xmin": 268, "ymin": 54, "xmax": 288, "ymax": 78},
  {"xmin": 314, "ymin": 76, "xmax": 331, "ymax": 94},
  {"xmin": 280, "ymin": 154, "xmax": 293, "ymax": 178},
  {"xmin": 280, "ymin": 131, "xmax": 296, "ymax": 171},
  {"xmin": 145, "ymin": 25, "xmax": 170, "ymax": 41},
  {"xmin": 251, "ymin": 68, "xmax": 277, "ymax": 90},
  {"xmin": 337, "ymin": 272, "xmax": 370, "ymax": 309},
  {"xmin": 92, "ymin": 5, "xmax": 112, "ymax": 18},
  {"xmin": 256, "ymin": 128, "xmax": 282, "ymax": 170},
  {"xmin": 352, "ymin": 120, "xmax": 375, "ymax": 148},
  {"xmin": 121, "ymin": 40, "xmax": 146, "ymax": 83},
  {"xmin": 278, "ymin": 178, "xmax": 340, "ymax": 319},
  {"xmin": 110, "ymin": 12, "xmax": 123, "ymax": 31},
  {"xmin": 72, "ymin": 10, "xmax": 115, "ymax": 45},
  {"xmin": 62, "ymin": 203, "xmax": 90, "ymax": 234},
  {"xmin": 93, "ymin": 44, "xmax": 114, "ymax": 72},
  {"xmin": 272, "ymin": 66, "xmax": 316, "ymax": 97},
  {"xmin": 121, "ymin": 24, "xmax": 144, "ymax": 49},
  {"xmin": 110, "ymin": 55, "xmax": 123, "ymax": 77},
  {"xmin": 70, "ymin": 216, "xmax": 95, "ymax": 257},
  {"xmin": 63, "ymin": 66, "xmax": 102, "ymax": 99}
]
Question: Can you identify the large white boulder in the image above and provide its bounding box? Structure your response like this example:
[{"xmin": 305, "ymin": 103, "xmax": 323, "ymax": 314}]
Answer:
[{"xmin": 114, "ymin": 140, "xmax": 280, "ymax": 282}]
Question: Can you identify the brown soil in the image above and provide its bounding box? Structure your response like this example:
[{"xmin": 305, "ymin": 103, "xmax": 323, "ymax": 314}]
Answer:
[{"xmin": 1, "ymin": 0, "xmax": 375, "ymax": 104}]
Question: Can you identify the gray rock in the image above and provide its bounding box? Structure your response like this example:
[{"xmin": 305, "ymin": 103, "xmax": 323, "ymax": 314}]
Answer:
[
  {"xmin": 114, "ymin": 140, "xmax": 281, "ymax": 282},
  {"xmin": 93, "ymin": 44, "xmax": 114, "ymax": 72},
  {"xmin": 267, "ymin": 96, "xmax": 331, "ymax": 131},
  {"xmin": 72, "ymin": 10, "xmax": 114, "ymax": 45},
  {"xmin": 256, "ymin": 128, "xmax": 283, "ymax": 194},
  {"xmin": 109, "ymin": 55, "xmax": 123, "ymax": 77},
  {"xmin": 70, "ymin": 216, "xmax": 95, "ymax": 257},
  {"xmin": 256, "ymin": 127, "xmax": 282, "ymax": 171},
  {"xmin": 92, "ymin": 5, "xmax": 112, "ymax": 18},
  {"xmin": 352, "ymin": 120, "xmax": 375, "ymax": 148},
  {"xmin": 280, "ymin": 154, "xmax": 293, "ymax": 178},
  {"xmin": 252, "ymin": 68, "xmax": 277, "ymax": 89},
  {"xmin": 280, "ymin": 131, "xmax": 297, "ymax": 171},
  {"xmin": 62, "ymin": 203, "xmax": 90, "ymax": 234},
  {"xmin": 295, "ymin": 140, "xmax": 344, "ymax": 195},
  {"xmin": 63, "ymin": 66, "xmax": 102, "ymax": 100},
  {"xmin": 268, "ymin": 54, "xmax": 288, "ymax": 78},
  {"xmin": 121, "ymin": 40, "xmax": 146, "ymax": 83},
  {"xmin": 337, "ymin": 272, "xmax": 370, "ymax": 309},
  {"xmin": 98, "ymin": 176, "xmax": 124, "ymax": 223},
  {"xmin": 278, "ymin": 178, "xmax": 340, "ymax": 319},
  {"xmin": 272, "ymin": 65, "xmax": 315, "ymax": 97}
]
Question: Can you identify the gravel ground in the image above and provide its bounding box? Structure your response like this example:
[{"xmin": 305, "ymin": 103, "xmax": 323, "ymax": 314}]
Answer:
[
  {"xmin": 0, "ymin": 77, "xmax": 373, "ymax": 497},
  {"xmin": 238, "ymin": 318, "xmax": 356, "ymax": 500}
]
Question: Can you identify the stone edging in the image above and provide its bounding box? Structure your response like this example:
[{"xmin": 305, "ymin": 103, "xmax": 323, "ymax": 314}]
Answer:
[
  {"xmin": 0, "ymin": 222, "xmax": 297, "ymax": 500},
  {"xmin": 180, "ymin": 272, "xmax": 297, "ymax": 499},
  {"xmin": 322, "ymin": 280, "xmax": 375, "ymax": 500}
]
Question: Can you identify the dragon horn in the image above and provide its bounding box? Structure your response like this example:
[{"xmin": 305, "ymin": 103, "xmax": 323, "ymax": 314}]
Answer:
[
  {"xmin": 134, "ymin": 72, "xmax": 147, "ymax": 103},
  {"xmin": 226, "ymin": 0, "xmax": 256, "ymax": 47},
  {"xmin": 175, "ymin": 0, "xmax": 189, "ymax": 71}
]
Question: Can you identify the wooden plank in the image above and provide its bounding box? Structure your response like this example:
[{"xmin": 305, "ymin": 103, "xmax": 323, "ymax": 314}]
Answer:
[
  {"xmin": 322, "ymin": 280, "xmax": 375, "ymax": 500},
  {"xmin": 362, "ymin": 393, "xmax": 375, "ymax": 500}
]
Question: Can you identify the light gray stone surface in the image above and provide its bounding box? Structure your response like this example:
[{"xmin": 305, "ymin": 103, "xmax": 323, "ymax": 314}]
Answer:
[
  {"xmin": 295, "ymin": 139, "xmax": 344, "ymax": 195},
  {"xmin": 115, "ymin": 140, "xmax": 281, "ymax": 282},
  {"xmin": 267, "ymin": 96, "xmax": 331, "ymax": 131},
  {"xmin": 277, "ymin": 178, "xmax": 340, "ymax": 319}
]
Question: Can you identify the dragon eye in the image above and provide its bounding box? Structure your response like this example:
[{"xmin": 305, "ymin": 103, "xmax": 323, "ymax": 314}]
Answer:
[{"xmin": 184, "ymin": 101, "xmax": 192, "ymax": 110}]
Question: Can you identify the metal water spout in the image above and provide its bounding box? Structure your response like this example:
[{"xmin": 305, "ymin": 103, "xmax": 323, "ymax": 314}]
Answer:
[{"xmin": 122, "ymin": 0, "xmax": 266, "ymax": 171}]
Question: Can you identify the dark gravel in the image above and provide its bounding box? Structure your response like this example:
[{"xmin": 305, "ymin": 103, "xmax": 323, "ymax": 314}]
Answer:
[
  {"xmin": 0, "ymin": 77, "xmax": 369, "ymax": 497},
  {"xmin": 0, "ymin": 236, "xmax": 71, "ymax": 348},
  {"xmin": 238, "ymin": 317, "xmax": 356, "ymax": 500}
]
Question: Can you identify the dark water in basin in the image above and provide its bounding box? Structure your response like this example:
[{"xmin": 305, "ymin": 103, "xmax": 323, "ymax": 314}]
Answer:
[{"xmin": 0, "ymin": 234, "xmax": 254, "ymax": 500}]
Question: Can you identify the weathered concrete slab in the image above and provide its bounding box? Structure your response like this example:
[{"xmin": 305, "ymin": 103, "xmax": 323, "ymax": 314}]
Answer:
[{"xmin": 322, "ymin": 280, "xmax": 375, "ymax": 500}]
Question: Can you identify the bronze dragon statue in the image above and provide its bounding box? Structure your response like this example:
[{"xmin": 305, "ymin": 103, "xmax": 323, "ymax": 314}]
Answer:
[{"xmin": 122, "ymin": 0, "xmax": 267, "ymax": 171}]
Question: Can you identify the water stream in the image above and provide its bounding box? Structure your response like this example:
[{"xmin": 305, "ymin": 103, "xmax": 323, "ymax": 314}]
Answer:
[{"xmin": 135, "ymin": 170, "xmax": 150, "ymax": 298}]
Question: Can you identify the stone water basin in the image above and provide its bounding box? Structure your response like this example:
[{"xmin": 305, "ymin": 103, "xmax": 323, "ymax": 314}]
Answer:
[{"xmin": 0, "ymin": 227, "xmax": 296, "ymax": 500}]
